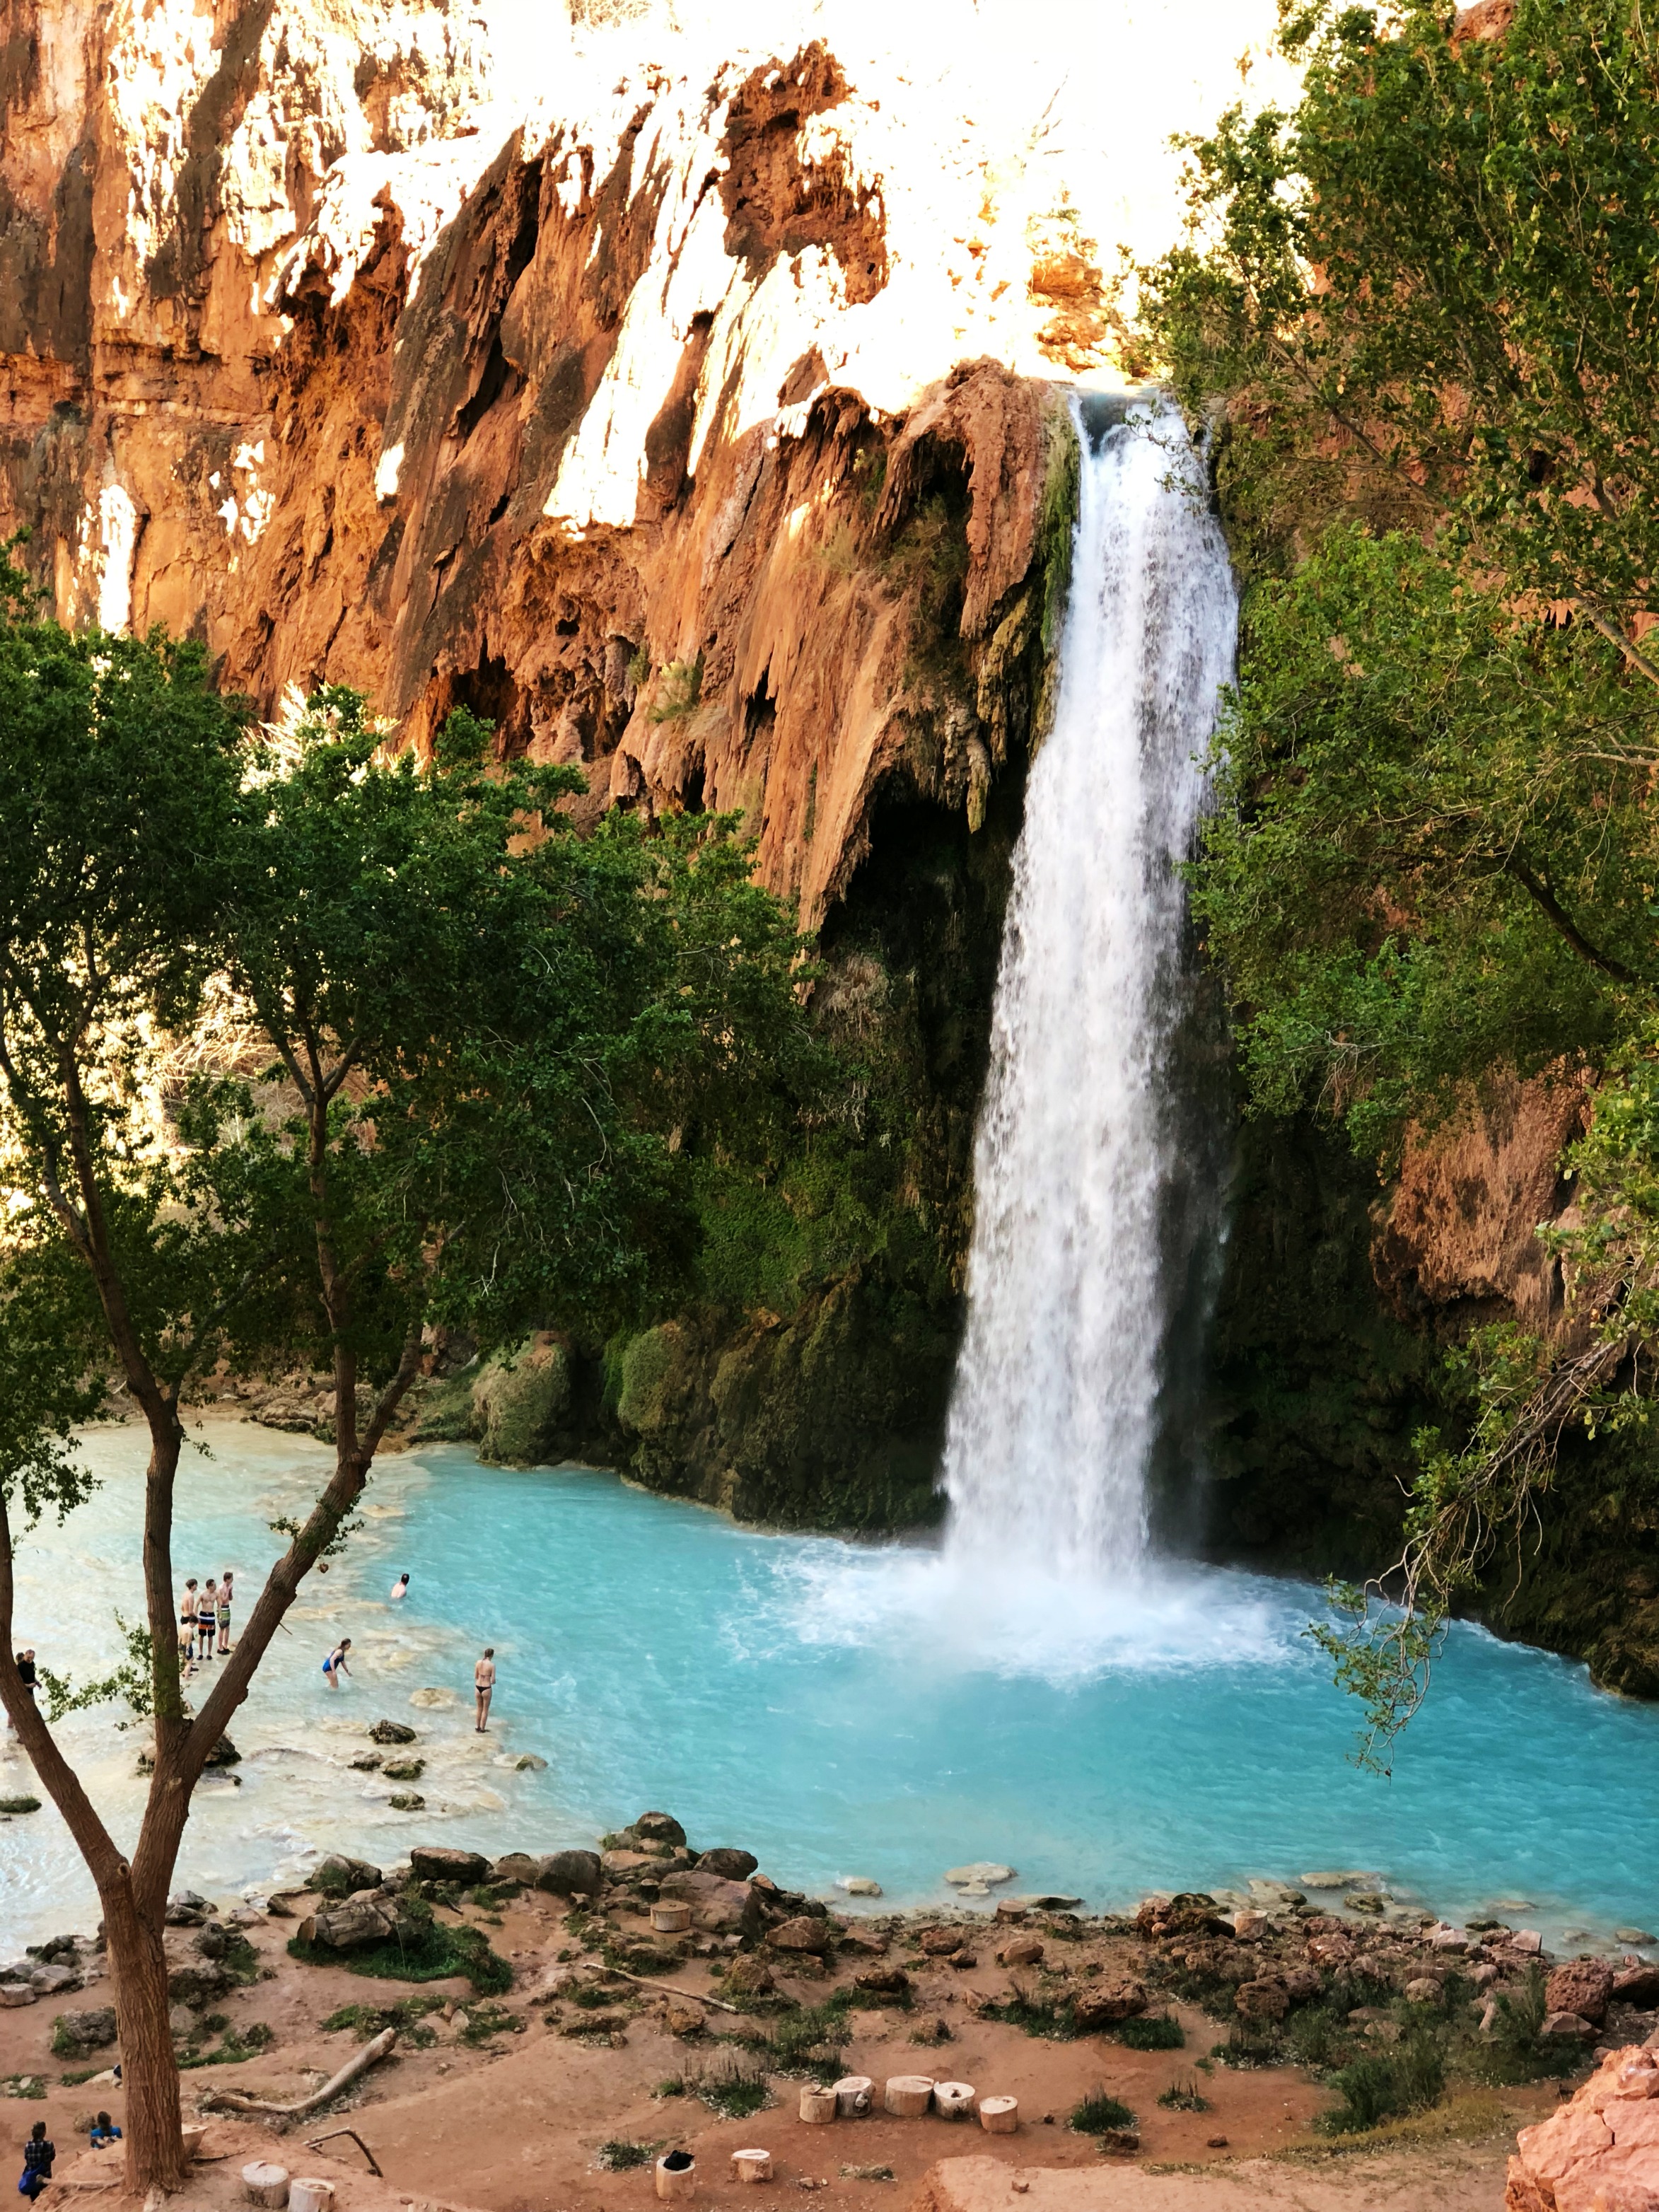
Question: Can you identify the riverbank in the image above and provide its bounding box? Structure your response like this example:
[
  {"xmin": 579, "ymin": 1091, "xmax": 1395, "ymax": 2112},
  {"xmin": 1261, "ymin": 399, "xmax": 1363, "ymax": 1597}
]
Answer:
[{"xmin": 4, "ymin": 1800, "xmax": 1655, "ymax": 2211}]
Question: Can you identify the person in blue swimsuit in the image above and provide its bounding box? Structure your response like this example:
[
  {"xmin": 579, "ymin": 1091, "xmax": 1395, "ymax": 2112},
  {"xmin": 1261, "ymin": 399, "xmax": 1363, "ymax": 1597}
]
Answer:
[{"xmin": 322, "ymin": 1638, "xmax": 352, "ymax": 1689}]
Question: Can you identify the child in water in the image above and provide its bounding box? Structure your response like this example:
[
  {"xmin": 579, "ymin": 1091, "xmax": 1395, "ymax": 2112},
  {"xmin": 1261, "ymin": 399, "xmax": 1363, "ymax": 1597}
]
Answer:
[{"xmin": 322, "ymin": 1638, "xmax": 352, "ymax": 1688}]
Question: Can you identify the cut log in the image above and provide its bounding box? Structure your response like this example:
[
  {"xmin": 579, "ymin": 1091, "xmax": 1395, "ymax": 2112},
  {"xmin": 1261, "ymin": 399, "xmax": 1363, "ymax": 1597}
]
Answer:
[
  {"xmin": 241, "ymin": 2162, "xmax": 290, "ymax": 2206},
  {"xmin": 202, "ymin": 2026, "xmax": 398, "ymax": 2119}
]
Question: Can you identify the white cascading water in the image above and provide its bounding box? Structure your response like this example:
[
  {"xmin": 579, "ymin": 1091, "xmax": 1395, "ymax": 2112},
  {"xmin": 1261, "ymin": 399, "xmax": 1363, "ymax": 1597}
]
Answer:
[{"xmin": 943, "ymin": 398, "xmax": 1237, "ymax": 1576}]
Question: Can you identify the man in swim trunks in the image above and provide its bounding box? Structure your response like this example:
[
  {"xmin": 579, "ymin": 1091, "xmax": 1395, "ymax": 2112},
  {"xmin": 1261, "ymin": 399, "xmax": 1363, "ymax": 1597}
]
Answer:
[
  {"xmin": 217, "ymin": 1571, "xmax": 233, "ymax": 1653},
  {"xmin": 390, "ymin": 1572, "xmax": 409, "ymax": 1602},
  {"xmin": 322, "ymin": 1638, "xmax": 352, "ymax": 1688},
  {"xmin": 179, "ymin": 1580, "xmax": 199, "ymax": 1672},
  {"xmin": 197, "ymin": 1580, "xmax": 217, "ymax": 1662},
  {"xmin": 475, "ymin": 1648, "xmax": 495, "ymax": 1733}
]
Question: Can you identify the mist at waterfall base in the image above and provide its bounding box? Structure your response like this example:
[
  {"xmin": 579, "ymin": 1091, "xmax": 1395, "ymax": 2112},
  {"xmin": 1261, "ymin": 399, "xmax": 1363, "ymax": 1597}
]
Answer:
[{"xmin": 4, "ymin": 1428, "xmax": 1659, "ymax": 1950}]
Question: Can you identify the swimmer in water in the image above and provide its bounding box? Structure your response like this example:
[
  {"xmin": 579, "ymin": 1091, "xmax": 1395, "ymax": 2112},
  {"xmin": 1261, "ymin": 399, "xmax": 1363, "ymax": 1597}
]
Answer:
[
  {"xmin": 322, "ymin": 1637, "xmax": 352, "ymax": 1688},
  {"xmin": 390, "ymin": 1572, "xmax": 409, "ymax": 1602}
]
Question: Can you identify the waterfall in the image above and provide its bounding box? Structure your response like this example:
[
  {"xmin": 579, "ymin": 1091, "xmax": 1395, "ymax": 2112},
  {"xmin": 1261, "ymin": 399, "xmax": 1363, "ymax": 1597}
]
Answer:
[{"xmin": 943, "ymin": 397, "xmax": 1237, "ymax": 1576}]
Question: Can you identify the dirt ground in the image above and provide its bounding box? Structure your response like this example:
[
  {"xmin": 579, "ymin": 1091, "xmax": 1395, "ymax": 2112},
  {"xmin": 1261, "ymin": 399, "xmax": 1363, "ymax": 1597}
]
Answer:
[{"xmin": 0, "ymin": 1887, "xmax": 1556, "ymax": 2212}]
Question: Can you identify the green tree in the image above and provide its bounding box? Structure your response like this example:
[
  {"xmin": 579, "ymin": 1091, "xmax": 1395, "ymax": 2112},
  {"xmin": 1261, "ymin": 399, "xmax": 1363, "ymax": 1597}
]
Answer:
[
  {"xmin": 1130, "ymin": 0, "xmax": 1659, "ymax": 1754},
  {"xmin": 0, "ymin": 621, "xmax": 815, "ymax": 2186}
]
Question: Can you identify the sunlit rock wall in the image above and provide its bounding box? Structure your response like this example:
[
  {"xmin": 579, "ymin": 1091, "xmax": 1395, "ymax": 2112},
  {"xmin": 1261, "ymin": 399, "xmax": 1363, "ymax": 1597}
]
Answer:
[{"xmin": 0, "ymin": 0, "xmax": 1279, "ymax": 921}]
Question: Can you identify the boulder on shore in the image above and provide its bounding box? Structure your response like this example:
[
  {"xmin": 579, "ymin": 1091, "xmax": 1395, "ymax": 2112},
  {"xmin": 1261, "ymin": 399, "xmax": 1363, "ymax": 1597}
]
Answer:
[
  {"xmin": 697, "ymin": 1847, "xmax": 759, "ymax": 1880},
  {"xmin": 770, "ymin": 1915, "xmax": 832, "ymax": 1955},
  {"xmin": 409, "ymin": 1846, "xmax": 489, "ymax": 1885},
  {"xmin": 368, "ymin": 1720, "xmax": 417, "ymax": 1745},
  {"xmin": 315, "ymin": 1854, "xmax": 383, "ymax": 1894},
  {"xmin": 52, "ymin": 2007, "xmax": 117, "ymax": 2054},
  {"xmin": 299, "ymin": 1892, "xmax": 417, "ymax": 1951},
  {"xmin": 1546, "ymin": 1960, "xmax": 1615, "ymax": 2025},
  {"xmin": 536, "ymin": 1850, "xmax": 604, "ymax": 1899},
  {"xmin": 656, "ymin": 1868, "xmax": 762, "ymax": 1936},
  {"xmin": 1070, "ymin": 1979, "xmax": 1147, "ymax": 2029}
]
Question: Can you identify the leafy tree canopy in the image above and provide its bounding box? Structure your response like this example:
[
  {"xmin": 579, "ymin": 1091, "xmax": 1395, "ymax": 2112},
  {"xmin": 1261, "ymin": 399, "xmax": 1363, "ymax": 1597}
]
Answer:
[{"xmin": 1130, "ymin": 0, "xmax": 1659, "ymax": 1757}]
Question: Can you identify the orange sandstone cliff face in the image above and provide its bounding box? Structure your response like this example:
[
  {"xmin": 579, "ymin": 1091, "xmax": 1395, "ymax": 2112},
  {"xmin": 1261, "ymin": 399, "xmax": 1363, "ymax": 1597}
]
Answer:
[
  {"xmin": 0, "ymin": 0, "xmax": 1628, "ymax": 1609},
  {"xmin": 0, "ymin": 0, "xmax": 1085, "ymax": 926}
]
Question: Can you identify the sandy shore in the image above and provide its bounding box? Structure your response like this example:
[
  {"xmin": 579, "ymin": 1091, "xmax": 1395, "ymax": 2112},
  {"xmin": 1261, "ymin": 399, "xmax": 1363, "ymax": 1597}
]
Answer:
[{"xmin": 0, "ymin": 1876, "xmax": 1561, "ymax": 2212}]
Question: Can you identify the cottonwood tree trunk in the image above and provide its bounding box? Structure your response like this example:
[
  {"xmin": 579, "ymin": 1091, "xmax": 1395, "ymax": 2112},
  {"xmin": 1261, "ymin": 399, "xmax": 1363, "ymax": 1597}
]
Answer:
[{"xmin": 101, "ymin": 1887, "xmax": 187, "ymax": 2194}]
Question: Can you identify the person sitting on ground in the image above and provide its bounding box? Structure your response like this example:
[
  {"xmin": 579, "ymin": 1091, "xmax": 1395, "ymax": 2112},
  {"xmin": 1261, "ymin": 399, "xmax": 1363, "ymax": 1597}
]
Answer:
[
  {"xmin": 87, "ymin": 2116, "xmax": 120, "ymax": 2149},
  {"xmin": 475, "ymin": 1646, "xmax": 496, "ymax": 1733},
  {"xmin": 322, "ymin": 1637, "xmax": 352, "ymax": 1689},
  {"xmin": 18, "ymin": 2121, "xmax": 54, "ymax": 2199}
]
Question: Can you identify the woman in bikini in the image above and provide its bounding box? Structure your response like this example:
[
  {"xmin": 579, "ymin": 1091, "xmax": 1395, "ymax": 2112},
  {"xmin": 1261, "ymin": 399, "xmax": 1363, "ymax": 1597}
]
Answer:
[
  {"xmin": 474, "ymin": 1647, "xmax": 496, "ymax": 1733},
  {"xmin": 322, "ymin": 1638, "xmax": 352, "ymax": 1689}
]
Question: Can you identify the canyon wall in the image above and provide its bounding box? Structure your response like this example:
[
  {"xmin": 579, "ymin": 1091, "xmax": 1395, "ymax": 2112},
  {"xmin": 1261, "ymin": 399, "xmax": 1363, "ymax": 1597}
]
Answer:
[{"xmin": 5, "ymin": 0, "xmax": 1645, "ymax": 1680}]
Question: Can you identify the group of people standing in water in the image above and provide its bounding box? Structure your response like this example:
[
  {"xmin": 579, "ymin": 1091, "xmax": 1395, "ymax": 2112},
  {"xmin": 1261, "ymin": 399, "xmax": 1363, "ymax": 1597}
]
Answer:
[
  {"xmin": 177, "ymin": 1573, "xmax": 233, "ymax": 1673},
  {"xmin": 322, "ymin": 1575, "xmax": 496, "ymax": 1733}
]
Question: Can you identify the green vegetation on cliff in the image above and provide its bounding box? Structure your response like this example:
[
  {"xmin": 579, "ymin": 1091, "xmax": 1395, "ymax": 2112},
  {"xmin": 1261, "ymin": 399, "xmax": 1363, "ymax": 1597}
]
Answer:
[{"xmin": 1134, "ymin": 0, "xmax": 1659, "ymax": 1745}]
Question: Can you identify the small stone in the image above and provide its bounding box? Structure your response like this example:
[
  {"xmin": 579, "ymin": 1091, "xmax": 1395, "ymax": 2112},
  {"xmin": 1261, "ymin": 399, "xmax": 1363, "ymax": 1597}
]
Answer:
[
  {"xmin": 382, "ymin": 1758, "xmax": 425, "ymax": 1783},
  {"xmin": 919, "ymin": 1926, "xmax": 970, "ymax": 1956},
  {"xmin": 1612, "ymin": 1964, "xmax": 1659, "ymax": 2004},
  {"xmin": 853, "ymin": 1965, "xmax": 911, "ymax": 1996},
  {"xmin": 1231, "ymin": 1911, "xmax": 1268, "ymax": 1941},
  {"xmin": 943, "ymin": 1863, "xmax": 1014, "ymax": 1888},
  {"xmin": 1510, "ymin": 1930, "xmax": 1544, "ymax": 1955},
  {"xmin": 997, "ymin": 1937, "xmax": 1044, "ymax": 1968},
  {"xmin": 1541, "ymin": 2010, "xmax": 1596, "ymax": 2039},
  {"xmin": 839, "ymin": 1876, "xmax": 883, "ymax": 1897},
  {"xmin": 409, "ymin": 1687, "xmax": 459, "ymax": 1709},
  {"xmin": 663, "ymin": 2000, "xmax": 705, "ymax": 2038},
  {"xmin": 165, "ymin": 1891, "xmax": 210, "ymax": 1927},
  {"xmin": 1614, "ymin": 1928, "xmax": 1655, "ymax": 1946},
  {"xmin": 349, "ymin": 1753, "xmax": 383, "ymax": 1772},
  {"xmin": 1206, "ymin": 2136, "xmax": 1229, "ymax": 2150},
  {"xmin": 389, "ymin": 1792, "xmax": 425, "ymax": 1811},
  {"xmin": 1403, "ymin": 1978, "xmax": 1443, "ymax": 2006},
  {"xmin": 368, "ymin": 1720, "xmax": 417, "ymax": 1745},
  {"xmin": 1300, "ymin": 1871, "xmax": 1373, "ymax": 1889},
  {"xmin": 0, "ymin": 1987, "xmax": 37, "ymax": 2008},
  {"xmin": 1345, "ymin": 1893, "xmax": 1388, "ymax": 1916}
]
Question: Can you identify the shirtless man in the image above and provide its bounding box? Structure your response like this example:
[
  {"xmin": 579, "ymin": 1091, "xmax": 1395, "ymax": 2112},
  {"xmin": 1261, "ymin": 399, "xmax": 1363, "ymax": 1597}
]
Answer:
[
  {"xmin": 389, "ymin": 1572, "xmax": 409, "ymax": 1603},
  {"xmin": 217, "ymin": 1571, "xmax": 233, "ymax": 1653},
  {"xmin": 178, "ymin": 1580, "xmax": 199, "ymax": 1672},
  {"xmin": 474, "ymin": 1648, "xmax": 496, "ymax": 1733},
  {"xmin": 197, "ymin": 1579, "xmax": 218, "ymax": 1662}
]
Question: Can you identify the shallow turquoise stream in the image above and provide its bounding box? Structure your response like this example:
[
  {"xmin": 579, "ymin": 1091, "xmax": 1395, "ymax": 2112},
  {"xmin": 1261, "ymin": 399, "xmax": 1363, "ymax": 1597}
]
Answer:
[{"xmin": 1, "ymin": 1421, "xmax": 1655, "ymax": 1949}]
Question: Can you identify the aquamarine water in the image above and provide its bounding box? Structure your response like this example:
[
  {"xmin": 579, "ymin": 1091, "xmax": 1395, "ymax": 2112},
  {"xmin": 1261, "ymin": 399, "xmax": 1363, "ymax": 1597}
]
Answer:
[{"xmin": 1, "ymin": 1421, "xmax": 1655, "ymax": 1950}]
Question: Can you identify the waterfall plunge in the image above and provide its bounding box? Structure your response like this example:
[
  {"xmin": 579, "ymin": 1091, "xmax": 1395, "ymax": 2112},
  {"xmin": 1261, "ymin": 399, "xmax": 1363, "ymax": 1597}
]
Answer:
[{"xmin": 943, "ymin": 400, "xmax": 1237, "ymax": 1577}]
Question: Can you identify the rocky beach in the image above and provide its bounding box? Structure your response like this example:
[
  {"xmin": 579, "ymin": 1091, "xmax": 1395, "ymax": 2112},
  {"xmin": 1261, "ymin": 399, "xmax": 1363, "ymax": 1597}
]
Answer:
[{"xmin": 3, "ymin": 1793, "xmax": 1656, "ymax": 2211}]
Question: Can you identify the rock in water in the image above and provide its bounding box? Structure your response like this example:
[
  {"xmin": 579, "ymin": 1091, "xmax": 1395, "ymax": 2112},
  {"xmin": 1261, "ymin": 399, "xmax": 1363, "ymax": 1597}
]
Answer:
[
  {"xmin": 944, "ymin": 1863, "xmax": 1014, "ymax": 1888},
  {"xmin": 409, "ymin": 1687, "xmax": 458, "ymax": 1709},
  {"xmin": 368, "ymin": 1720, "xmax": 417, "ymax": 1745},
  {"xmin": 838, "ymin": 1875, "xmax": 883, "ymax": 1897}
]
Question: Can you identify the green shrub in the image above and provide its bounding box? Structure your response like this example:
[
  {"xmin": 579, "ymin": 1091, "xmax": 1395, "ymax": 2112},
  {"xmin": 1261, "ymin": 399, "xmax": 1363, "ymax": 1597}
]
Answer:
[
  {"xmin": 741, "ymin": 1996, "xmax": 853, "ymax": 2080},
  {"xmin": 696, "ymin": 2056, "xmax": 772, "ymax": 2119},
  {"xmin": 1, "ymin": 2076, "xmax": 46, "ymax": 2099},
  {"xmin": 595, "ymin": 2141, "xmax": 656, "ymax": 2172},
  {"xmin": 1113, "ymin": 2013, "xmax": 1183, "ymax": 2050},
  {"xmin": 1157, "ymin": 2079, "xmax": 1211, "ymax": 2112},
  {"xmin": 289, "ymin": 1902, "xmax": 510, "ymax": 1995},
  {"xmin": 1283, "ymin": 2003, "xmax": 1349, "ymax": 2071},
  {"xmin": 0, "ymin": 1797, "xmax": 41, "ymax": 1815},
  {"xmin": 1069, "ymin": 2088, "xmax": 1136, "ymax": 2134},
  {"xmin": 458, "ymin": 2002, "xmax": 523, "ymax": 2047},
  {"xmin": 653, "ymin": 2077, "xmax": 687, "ymax": 2098},
  {"xmin": 648, "ymin": 656, "xmax": 703, "ymax": 724},
  {"xmin": 179, "ymin": 2021, "xmax": 274, "ymax": 2069},
  {"xmin": 1316, "ymin": 2032, "xmax": 1446, "ymax": 2135},
  {"xmin": 986, "ymin": 1992, "xmax": 1076, "ymax": 2040},
  {"xmin": 1212, "ymin": 2018, "xmax": 1283, "ymax": 2069},
  {"xmin": 322, "ymin": 1996, "xmax": 441, "ymax": 2045}
]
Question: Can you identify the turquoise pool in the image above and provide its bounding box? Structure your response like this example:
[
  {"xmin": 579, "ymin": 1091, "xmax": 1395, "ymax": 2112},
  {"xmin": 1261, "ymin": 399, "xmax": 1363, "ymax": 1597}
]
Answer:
[{"xmin": 1, "ymin": 1422, "xmax": 1654, "ymax": 1948}]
